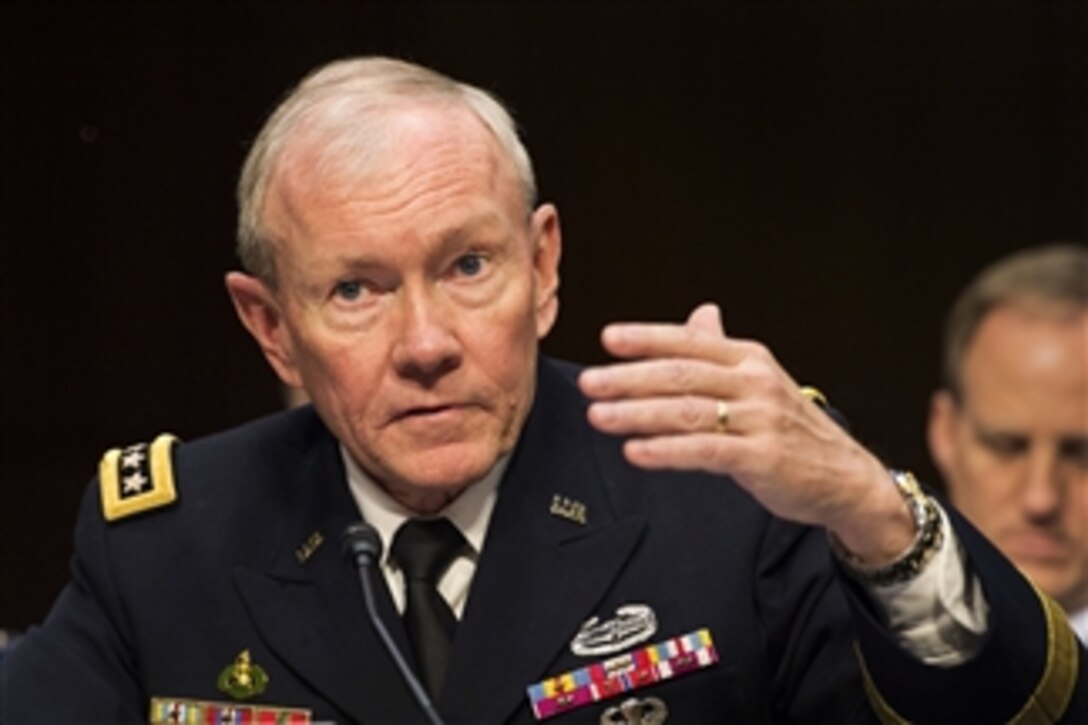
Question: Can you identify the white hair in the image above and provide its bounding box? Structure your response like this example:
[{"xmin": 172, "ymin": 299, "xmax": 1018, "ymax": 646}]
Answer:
[{"xmin": 236, "ymin": 56, "xmax": 537, "ymax": 284}]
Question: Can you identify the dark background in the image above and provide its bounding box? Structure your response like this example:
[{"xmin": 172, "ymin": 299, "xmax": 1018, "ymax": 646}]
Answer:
[{"xmin": 2, "ymin": 1, "xmax": 1085, "ymax": 630}]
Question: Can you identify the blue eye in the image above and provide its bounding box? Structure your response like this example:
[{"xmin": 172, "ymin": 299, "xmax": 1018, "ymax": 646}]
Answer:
[
  {"xmin": 455, "ymin": 254, "xmax": 485, "ymax": 277},
  {"xmin": 335, "ymin": 281, "xmax": 363, "ymax": 300}
]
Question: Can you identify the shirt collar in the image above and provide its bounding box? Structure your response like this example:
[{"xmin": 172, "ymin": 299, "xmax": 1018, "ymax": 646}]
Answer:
[
  {"xmin": 1070, "ymin": 606, "xmax": 1088, "ymax": 644},
  {"xmin": 340, "ymin": 445, "xmax": 505, "ymax": 566}
]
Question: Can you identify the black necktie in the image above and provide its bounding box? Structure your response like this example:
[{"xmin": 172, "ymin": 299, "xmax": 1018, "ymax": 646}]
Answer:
[{"xmin": 391, "ymin": 518, "xmax": 466, "ymax": 699}]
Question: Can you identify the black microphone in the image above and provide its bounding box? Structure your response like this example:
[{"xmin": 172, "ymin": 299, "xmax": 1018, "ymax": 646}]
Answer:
[{"xmin": 341, "ymin": 522, "xmax": 445, "ymax": 725}]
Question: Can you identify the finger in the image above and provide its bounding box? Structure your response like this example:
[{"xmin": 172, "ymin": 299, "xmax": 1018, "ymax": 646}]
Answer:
[
  {"xmin": 621, "ymin": 433, "xmax": 746, "ymax": 474},
  {"xmin": 599, "ymin": 321, "xmax": 750, "ymax": 365},
  {"xmin": 587, "ymin": 397, "xmax": 749, "ymax": 437},
  {"xmin": 685, "ymin": 302, "xmax": 725, "ymax": 336},
  {"xmin": 600, "ymin": 303, "xmax": 728, "ymax": 362},
  {"xmin": 579, "ymin": 358, "xmax": 739, "ymax": 401}
]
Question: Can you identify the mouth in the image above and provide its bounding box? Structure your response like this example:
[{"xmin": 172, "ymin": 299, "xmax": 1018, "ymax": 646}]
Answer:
[
  {"xmin": 1002, "ymin": 530, "xmax": 1070, "ymax": 563},
  {"xmin": 391, "ymin": 403, "xmax": 468, "ymax": 424}
]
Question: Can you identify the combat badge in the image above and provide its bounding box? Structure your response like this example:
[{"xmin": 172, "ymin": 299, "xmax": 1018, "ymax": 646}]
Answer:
[
  {"xmin": 571, "ymin": 604, "xmax": 657, "ymax": 657},
  {"xmin": 217, "ymin": 649, "xmax": 269, "ymax": 700},
  {"xmin": 98, "ymin": 433, "xmax": 179, "ymax": 521}
]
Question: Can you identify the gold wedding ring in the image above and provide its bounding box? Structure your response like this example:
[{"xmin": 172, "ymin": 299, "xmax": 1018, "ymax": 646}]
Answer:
[{"xmin": 715, "ymin": 400, "xmax": 730, "ymax": 433}]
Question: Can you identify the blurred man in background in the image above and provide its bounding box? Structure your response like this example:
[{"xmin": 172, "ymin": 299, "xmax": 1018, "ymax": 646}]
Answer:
[{"xmin": 929, "ymin": 243, "xmax": 1088, "ymax": 640}]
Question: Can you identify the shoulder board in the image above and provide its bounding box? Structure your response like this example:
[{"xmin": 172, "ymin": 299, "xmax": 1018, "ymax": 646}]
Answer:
[{"xmin": 98, "ymin": 433, "xmax": 180, "ymax": 522}]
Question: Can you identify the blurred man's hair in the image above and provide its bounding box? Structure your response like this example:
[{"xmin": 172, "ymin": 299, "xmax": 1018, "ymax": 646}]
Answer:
[{"xmin": 941, "ymin": 243, "xmax": 1087, "ymax": 399}]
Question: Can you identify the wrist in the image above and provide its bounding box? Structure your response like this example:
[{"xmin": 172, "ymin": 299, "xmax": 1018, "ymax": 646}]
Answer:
[
  {"xmin": 830, "ymin": 470, "xmax": 944, "ymax": 586},
  {"xmin": 826, "ymin": 458, "xmax": 915, "ymax": 564}
]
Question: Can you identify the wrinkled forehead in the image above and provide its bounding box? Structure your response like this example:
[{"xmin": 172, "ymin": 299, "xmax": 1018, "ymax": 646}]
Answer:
[
  {"xmin": 260, "ymin": 102, "xmax": 528, "ymax": 263},
  {"xmin": 961, "ymin": 304, "xmax": 1088, "ymax": 403},
  {"xmin": 270, "ymin": 100, "xmax": 519, "ymax": 209}
]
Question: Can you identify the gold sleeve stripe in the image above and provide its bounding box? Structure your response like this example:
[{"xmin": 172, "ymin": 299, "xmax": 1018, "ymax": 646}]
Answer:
[
  {"xmin": 1008, "ymin": 584, "xmax": 1079, "ymax": 724},
  {"xmin": 99, "ymin": 433, "xmax": 180, "ymax": 522},
  {"xmin": 855, "ymin": 582, "xmax": 1080, "ymax": 725}
]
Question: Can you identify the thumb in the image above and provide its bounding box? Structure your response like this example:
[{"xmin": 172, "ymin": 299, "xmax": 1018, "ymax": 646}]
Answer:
[{"xmin": 686, "ymin": 302, "xmax": 725, "ymax": 336}]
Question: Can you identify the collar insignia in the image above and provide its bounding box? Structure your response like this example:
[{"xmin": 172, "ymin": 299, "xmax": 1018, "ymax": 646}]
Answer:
[
  {"xmin": 550, "ymin": 494, "xmax": 588, "ymax": 525},
  {"xmin": 295, "ymin": 531, "xmax": 324, "ymax": 564}
]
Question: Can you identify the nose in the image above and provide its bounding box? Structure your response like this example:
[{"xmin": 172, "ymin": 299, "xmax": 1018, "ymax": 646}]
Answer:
[
  {"xmin": 390, "ymin": 287, "xmax": 461, "ymax": 385},
  {"xmin": 1020, "ymin": 444, "xmax": 1063, "ymax": 521}
]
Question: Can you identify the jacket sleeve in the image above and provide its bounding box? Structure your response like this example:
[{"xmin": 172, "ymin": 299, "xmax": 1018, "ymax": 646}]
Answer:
[
  {"xmin": 754, "ymin": 517, "xmax": 876, "ymax": 722},
  {"xmin": 3, "ymin": 481, "xmax": 147, "ymax": 724},
  {"xmin": 842, "ymin": 505, "xmax": 1086, "ymax": 724}
]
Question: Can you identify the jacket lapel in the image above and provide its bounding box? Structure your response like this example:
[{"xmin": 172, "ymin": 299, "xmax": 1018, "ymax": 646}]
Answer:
[
  {"xmin": 442, "ymin": 361, "xmax": 648, "ymax": 724},
  {"xmin": 232, "ymin": 417, "xmax": 420, "ymax": 723}
]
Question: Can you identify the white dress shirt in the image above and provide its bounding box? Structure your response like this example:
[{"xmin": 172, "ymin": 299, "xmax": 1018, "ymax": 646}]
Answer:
[
  {"xmin": 342, "ymin": 447, "xmax": 503, "ymax": 618},
  {"xmin": 1070, "ymin": 607, "xmax": 1088, "ymax": 644}
]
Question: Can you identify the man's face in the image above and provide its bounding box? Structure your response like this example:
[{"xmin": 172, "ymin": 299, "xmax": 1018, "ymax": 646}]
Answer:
[
  {"xmin": 229, "ymin": 105, "xmax": 560, "ymax": 512},
  {"xmin": 929, "ymin": 305, "xmax": 1088, "ymax": 610}
]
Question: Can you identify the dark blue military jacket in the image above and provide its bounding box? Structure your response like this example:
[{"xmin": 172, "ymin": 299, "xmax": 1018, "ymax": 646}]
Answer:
[{"xmin": 3, "ymin": 358, "xmax": 1084, "ymax": 723}]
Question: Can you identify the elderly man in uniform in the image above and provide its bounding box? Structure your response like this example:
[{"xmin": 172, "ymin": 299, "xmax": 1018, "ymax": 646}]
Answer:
[
  {"xmin": 929, "ymin": 244, "xmax": 1088, "ymax": 642},
  {"xmin": 3, "ymin": 57, "xmax": 1084, "ymax": 723}
]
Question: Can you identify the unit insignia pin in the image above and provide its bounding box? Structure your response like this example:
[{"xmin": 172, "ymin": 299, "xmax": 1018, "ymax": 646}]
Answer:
[
  {"xmin": 217, "ymin": 649, "xmax": 269, "ymax": 700},
  {"xmin": 550, "ymin": 494, "xmax": 588, "ymax": 525},
  {"xmin": 295, "ymin": 531, "xmax": 324, "ymax": 563},
  {"xmin": 600, "ymin": 696, "xmax": 669, "ymax": 724},
  {"xmin": 571, "ymin": 604, "xmax": 657, "ymax": 656}
]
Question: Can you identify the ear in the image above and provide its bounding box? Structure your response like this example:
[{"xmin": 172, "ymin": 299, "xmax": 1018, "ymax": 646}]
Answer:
[
  {"xmin": 927, "ymin": 389, "xmax": 959, "ymax": 481},
  {"xmin": 225, "ymin": 272, "xmax": 303, "ymax": 388},
  {"xmin": 529, "ymin": 203, "xmax": 562, "ymax": 339}
]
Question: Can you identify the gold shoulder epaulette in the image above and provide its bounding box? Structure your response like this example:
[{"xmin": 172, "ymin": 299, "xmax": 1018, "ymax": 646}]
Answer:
[{"xmin": 98, "ymin": 434, "xmax": 180, "ymax": 522}]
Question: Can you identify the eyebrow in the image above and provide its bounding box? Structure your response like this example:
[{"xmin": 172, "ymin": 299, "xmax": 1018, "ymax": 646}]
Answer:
[
  {"xmin": 436, "ymin": 211, "xmax": 511, "ymax": 246},
  {"xmin": 308, "ymin": 210, "xmax": 515, "ymax": 279},
  {"xmin": 969, "ymin": 417, "xmax": 1088, "ymax": 453}
]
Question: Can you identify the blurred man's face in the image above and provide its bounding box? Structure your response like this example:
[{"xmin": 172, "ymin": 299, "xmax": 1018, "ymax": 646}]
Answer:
[
  {"xmin": 929, "ymin": 305, "xmax": 1088, "ymax": 611},
  {"xmin": 229, "ymin": 104, "xmax": 560, "ymax": 513}
]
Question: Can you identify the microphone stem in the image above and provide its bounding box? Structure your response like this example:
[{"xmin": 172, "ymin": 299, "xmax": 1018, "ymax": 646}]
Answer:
[{"xmin": 356, "ymin": 560, "xmax": 446, "ymax": 725}]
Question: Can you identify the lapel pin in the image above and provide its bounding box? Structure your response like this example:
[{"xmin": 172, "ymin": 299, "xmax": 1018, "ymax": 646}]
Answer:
[
  {"xmin": 550, "ymin": 494, "xmax": 588, "ymax": 525},
  {"xmin": 217, "ymin": 649, "xmax": 269, "ymax": 700},
  {"xmin": 295, "ymin": 531, "xmax": 324, "ymax": 563},
  {"xmin": 571, "ymin": 604, "xmax": 657, "ymax": 657}
]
